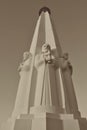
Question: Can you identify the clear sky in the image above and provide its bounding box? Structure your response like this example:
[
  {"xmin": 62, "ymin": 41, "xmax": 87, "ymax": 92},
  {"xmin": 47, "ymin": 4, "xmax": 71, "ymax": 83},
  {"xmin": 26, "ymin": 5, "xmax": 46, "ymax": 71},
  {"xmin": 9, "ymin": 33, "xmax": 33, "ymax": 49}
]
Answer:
[{"xmin": 0, "ymin": 0, "xmax": 87, "ymax": 126}]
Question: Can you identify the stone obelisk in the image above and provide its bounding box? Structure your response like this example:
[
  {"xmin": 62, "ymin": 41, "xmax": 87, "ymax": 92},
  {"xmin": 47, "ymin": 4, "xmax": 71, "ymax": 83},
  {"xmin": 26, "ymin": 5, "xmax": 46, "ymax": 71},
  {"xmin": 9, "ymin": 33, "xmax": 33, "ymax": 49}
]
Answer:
[{"xmin": 1, "ymin": 7, "xmax": 87, "ymax": 130}]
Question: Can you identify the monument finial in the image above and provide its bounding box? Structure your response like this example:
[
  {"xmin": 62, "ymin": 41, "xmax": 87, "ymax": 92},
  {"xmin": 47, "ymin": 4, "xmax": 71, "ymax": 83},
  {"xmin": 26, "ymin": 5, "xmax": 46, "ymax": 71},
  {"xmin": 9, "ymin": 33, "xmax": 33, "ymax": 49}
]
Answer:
[{"xmin": 39, "ymin": 6, "xmax": 51, "ymax": 15}]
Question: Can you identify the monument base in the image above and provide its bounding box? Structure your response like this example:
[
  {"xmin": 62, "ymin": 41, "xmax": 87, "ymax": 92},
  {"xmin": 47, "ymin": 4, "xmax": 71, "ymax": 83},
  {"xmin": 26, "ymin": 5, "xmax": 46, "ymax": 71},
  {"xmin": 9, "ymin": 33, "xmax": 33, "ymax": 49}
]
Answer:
[{"xmin": 14, "ymin": 113, "xmax": 87, "ymax": 130}]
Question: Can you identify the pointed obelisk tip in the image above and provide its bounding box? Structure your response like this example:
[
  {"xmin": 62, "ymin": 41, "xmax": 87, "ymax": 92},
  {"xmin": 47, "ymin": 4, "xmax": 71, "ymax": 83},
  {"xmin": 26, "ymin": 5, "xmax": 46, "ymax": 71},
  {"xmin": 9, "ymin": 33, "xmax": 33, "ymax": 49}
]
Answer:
[{"xmin": 39, "ymin": 7, "xmax": 51, "ymax": 15}]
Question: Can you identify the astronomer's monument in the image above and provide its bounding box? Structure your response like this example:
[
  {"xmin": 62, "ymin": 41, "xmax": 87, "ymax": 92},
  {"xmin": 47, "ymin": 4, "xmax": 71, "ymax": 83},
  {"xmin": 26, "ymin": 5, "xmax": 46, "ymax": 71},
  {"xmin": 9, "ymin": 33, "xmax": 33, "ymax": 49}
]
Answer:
[{"xmin": 1, "ymin": 7, "xmax": 87, "ymax": 130}]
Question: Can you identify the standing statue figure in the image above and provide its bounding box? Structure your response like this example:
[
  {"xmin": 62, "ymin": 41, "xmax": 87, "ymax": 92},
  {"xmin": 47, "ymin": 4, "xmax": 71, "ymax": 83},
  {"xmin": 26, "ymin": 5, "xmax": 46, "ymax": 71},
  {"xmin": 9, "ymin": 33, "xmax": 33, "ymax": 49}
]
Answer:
[
  {"xmin": 59, "ymin": 53, "xmax": 79, "ymax": 115},
  {"xmin": 12, "ymin": 51, "xmax": 32, "ymax": 118},
  {"xmin": 34, "ymin": 43, "xmax": 61, "ymax": 108}
]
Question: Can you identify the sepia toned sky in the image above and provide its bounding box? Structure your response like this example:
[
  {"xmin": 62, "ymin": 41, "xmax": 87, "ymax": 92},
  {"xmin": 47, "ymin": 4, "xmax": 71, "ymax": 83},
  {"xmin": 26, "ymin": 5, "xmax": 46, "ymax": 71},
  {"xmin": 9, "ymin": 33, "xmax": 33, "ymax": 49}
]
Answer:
[{"xmin": 0, "ymin": 0, "xmax": 87, "ymax": 126}]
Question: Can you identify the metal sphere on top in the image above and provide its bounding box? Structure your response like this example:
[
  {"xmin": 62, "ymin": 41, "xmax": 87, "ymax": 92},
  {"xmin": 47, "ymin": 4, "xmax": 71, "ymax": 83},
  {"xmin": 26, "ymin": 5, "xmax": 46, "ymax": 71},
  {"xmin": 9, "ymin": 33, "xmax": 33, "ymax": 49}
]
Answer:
[{"xmin": 39, "ymin": 7, "xmax": 51, "ymax": 16}]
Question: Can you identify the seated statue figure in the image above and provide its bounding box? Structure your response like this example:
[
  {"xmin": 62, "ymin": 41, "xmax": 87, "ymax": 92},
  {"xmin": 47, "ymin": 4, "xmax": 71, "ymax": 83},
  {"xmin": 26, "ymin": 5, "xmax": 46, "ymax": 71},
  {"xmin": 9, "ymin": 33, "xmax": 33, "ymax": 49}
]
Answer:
[{"xmin": 18, "ymin": 51, "xmax": 32, "ymax": 72}]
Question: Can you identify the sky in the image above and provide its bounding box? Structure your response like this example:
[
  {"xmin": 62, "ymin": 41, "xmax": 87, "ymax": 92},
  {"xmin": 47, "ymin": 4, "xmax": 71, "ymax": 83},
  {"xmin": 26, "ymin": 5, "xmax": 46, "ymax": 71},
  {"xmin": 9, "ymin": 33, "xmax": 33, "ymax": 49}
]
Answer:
[{"xmin": 0, "ymin": 0, "xmax": 87, "ymax": 126}]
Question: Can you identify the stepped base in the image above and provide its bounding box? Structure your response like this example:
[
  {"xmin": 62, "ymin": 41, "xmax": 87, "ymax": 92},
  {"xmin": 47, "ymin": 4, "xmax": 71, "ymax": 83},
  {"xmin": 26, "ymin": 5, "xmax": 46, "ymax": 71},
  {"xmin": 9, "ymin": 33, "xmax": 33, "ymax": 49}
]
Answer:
[
  {"xmin": 30, "ymin": 105, "xmax": 65, "ymax": 114},
  {"xmin": 14, "ymin": 113, "xmax": 87, "ymax": 130}
]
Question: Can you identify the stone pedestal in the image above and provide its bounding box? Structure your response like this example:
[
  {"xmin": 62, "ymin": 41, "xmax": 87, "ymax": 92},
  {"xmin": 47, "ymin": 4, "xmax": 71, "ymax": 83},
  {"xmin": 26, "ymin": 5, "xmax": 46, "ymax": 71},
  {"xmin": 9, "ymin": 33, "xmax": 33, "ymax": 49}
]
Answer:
[{"xmin": 14, "ymin": 112, "xmax": 87, "ymax": 130}]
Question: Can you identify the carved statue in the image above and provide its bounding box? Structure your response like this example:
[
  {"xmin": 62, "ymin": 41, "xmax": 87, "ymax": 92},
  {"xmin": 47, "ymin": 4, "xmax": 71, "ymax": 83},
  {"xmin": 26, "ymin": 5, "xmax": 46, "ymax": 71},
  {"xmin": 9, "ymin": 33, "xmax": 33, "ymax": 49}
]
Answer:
[
  {"xmin": 18, "ymin": 51, "xmax": 32, "ymax": 72},
  {"xmin": 35, "ymin": 43, "xmax": 59, "ymax": 69},
  {"xmin": 42, "ymin": 43, "xmax": 59, "ymax": 67},
  {"xmin": 60, "ymin": 53, "xmax": 73, "ymax": 75},
  {"xmin": 42, "ymin": 43, "xmax": 52, "ymax": 63},
  {"xmin": 23, "ymin": 51, "xmax": 30, "ymax": 61}
]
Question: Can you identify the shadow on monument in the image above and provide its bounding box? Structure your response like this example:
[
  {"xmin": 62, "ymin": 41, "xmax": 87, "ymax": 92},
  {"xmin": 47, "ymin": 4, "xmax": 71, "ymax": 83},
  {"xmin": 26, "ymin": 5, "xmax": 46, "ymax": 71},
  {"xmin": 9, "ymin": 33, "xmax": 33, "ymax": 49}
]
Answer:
[
  {"xmin": 28, "ymin": 67, "xmax": 38, "ymax": 111},
  {"xmin": 78, "ymin": 118, "xmax": 87, "ymax": 130}
]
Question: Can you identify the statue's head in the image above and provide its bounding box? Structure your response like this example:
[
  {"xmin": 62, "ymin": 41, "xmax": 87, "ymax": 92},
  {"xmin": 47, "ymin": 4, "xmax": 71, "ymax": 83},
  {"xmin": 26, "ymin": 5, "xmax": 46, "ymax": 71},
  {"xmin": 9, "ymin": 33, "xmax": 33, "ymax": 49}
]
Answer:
[
  {"xmin": 42, "ymin": 43, "xmax": 51, "ymax": 53},
  {"xmin": 23, "ymin": 52, "xmax": 31, "ymax": 61},
  {"xmin": 63, "ymin": 53, "xmax": 69, "ymax": 60}
]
